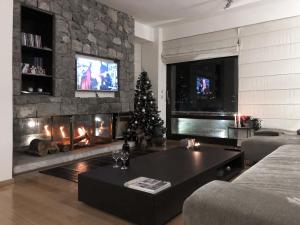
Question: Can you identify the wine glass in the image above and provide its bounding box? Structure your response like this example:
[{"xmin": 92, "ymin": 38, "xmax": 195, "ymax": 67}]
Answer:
[
  {"xmin": 112, "ymin": 150, "xmax": 120, "ymax": 168},
  {"xmin": 120, "ymin": 151, "xmax": 129, "ymax": 170}
]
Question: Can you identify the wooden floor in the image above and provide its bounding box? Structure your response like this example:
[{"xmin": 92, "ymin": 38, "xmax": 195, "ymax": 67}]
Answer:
[{"xmin": 0, "ymin": 172, "xmax": 182, "ymax": 225}]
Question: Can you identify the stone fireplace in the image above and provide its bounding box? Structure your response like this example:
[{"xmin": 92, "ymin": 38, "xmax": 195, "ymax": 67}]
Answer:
[{"xmin": 12, "ymin": 0, "xmax": 135, "ymax": 174}]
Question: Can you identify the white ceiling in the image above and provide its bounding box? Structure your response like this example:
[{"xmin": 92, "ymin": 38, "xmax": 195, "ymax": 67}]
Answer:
[{"xmin": 97, "ymin": 0, "xmax": 276, "ymax": 26}]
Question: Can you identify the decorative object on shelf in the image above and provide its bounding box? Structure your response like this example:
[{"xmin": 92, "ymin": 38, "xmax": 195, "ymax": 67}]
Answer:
[
  {"xmin": 250, "ymin": 117, "xmax": 262, "ymax": 131},
  {"xmin": 21, "ymin": 63, "xmax": 30, "ymax": 73},
  {"xmin": 128, "ymin": 71, "xmax": 166, "ymax": 148},
  {"xmin": 37, "ymin": 88, "xmax": 43, "ymax": 93},
  {"xmin": 240, "ymin": 115, "xmax": 250, "ymax": 127},
  {"xmin": 22, "ymin": 57, "xmax": 47, "ymax": 76},
  {"xmin": 28, "ymin": 87, "xmax": 33, "ymax": 92},
  {"xmin": 238, "ymin": 115, "xmax": 262, "ymax": 131}
]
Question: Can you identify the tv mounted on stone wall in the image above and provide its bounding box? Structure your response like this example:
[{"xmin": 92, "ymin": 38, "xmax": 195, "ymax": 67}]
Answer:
[{"xmin": 75, "ymin": 54, "xmax": 119, "ymax": 92}]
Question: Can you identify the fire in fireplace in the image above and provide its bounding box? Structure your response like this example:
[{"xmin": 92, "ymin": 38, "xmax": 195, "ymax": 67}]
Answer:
[{"xmin": 13, "ymin": 114, "xmax": 114, "ymax": 156}]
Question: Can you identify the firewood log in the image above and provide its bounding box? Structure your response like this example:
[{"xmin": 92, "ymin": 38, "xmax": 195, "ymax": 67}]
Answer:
[
  {"xmin": 47, "ymin": 142, "xmax": 60, "ymax": 154},
  {"xmin": 73, "ymin": 133, "xmax": 90, "ymax": 145},
  {"xmin": 57, "ymin": 133, "xmax": 90, "ymax": 151},
  {"xmin": 27, "ymin": 139, "xmax": 59, "ymax": 157},
  {"xmin": 92, "ymin": 136, "xmax": 112, "ymax": 144}
]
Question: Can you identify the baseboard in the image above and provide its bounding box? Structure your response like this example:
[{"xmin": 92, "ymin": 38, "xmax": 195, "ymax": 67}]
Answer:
[{"xmin": 0, "ymin": 178, "xmax": 14, "ymax": 188}]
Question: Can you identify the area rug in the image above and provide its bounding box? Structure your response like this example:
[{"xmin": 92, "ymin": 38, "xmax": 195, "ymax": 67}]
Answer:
[{"xmin": 40, "ymin": 150, "xmax": 155, "ymax": 183}]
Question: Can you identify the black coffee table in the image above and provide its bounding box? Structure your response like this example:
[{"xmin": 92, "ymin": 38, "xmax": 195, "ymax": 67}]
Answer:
[{"xmin": 78, "ymin": 147, "xmax": 244, "ymax": 225}]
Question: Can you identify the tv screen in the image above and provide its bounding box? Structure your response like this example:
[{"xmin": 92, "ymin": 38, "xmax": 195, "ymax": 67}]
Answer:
[
  {"xmin": 196, "ymin": 77, "xmax": 210, "ymax": 96},
  {"xmin": 76, "ymin": 54, "xmax": 119, "ymax": 92}
]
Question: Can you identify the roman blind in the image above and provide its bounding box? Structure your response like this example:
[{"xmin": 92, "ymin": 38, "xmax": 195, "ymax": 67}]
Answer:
[
  {"xmin": 239, "ymin": 16, "xmax": 300, "ymax": 130},
  {"xmin": 162, "ymin": 28, "xmax": 239, "ymax": 64}
]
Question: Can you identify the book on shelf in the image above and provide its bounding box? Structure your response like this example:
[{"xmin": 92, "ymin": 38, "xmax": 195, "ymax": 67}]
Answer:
[
  {"xmin": 21, "ymin": 32, "xmax": 27, "ymax": 46},
  {"xmin": 21, "ymin": 32, "xmax": 43, "ymax": 48},
  {"xmin": 34, "ymin": 34, "xmax": 42, "ymax": 48},
  {"xmin": 124, "ymin": 177, "xmax": 171, "ymax": 194}
]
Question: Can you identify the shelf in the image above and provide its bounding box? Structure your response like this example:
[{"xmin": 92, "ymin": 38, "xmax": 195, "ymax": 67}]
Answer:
[
  {"xmin": 22, "ymin": 45, "xmax": 52, "ymax": 52},
  {"xmin": 21, "ymin": 91, "xmax": 52, "ymax": 96},
  {"xmin": 22, "ymin": 73, "xmax": 52, "ymax": 78},
  {"xmin": 21, "ymin": 6, "xmax": 54, "ymax": 96}
]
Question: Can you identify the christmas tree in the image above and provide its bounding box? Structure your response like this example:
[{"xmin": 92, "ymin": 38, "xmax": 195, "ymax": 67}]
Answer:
[{"xmin": 128, "ymin": 71, "xmax": 165, "ymax": 144}]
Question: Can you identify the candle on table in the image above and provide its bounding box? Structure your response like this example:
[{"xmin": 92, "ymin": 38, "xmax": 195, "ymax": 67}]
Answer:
[{"xmin": 234, "ymin": 114, "xmax": 237, "ymax": 127}]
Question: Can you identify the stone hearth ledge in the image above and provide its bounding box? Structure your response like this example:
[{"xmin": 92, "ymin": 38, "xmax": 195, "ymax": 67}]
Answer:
[{"xmin": 13, "ymin": 141, "xmax": 135, "ymax": 174}]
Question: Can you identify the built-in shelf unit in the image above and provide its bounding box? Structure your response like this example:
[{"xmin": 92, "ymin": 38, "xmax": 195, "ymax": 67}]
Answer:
[{"xmin": 21, "ymin": 6, "xmax": 54, "ymax": 95}]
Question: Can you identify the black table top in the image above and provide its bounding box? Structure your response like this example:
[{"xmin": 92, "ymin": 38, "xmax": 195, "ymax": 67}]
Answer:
[{"xmin": 80, "ymin": 147, "xmax": 241, "ymax": 187}]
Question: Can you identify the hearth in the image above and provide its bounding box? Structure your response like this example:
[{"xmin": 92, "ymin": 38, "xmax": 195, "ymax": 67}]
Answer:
[{"xmin": 14, "ymin": 114, "xmax": 114, "ymax": 154}]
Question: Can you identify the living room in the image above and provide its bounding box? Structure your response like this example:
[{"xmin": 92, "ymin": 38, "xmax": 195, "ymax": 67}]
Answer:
[{"xmin": 1, "ymin": 0, "xmax": 300, "ymax": 224}]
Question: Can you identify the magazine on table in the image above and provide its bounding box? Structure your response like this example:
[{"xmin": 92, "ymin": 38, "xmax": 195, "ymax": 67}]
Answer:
[{"xmin": 124, "ymin": 177, "xmax": 171, "ymax": 194}]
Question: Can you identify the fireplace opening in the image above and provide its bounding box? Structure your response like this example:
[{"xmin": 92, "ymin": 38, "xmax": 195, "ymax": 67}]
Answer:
[{"xmin": 14, "ymin": 114, "xmax": 116, "ymax": 156}]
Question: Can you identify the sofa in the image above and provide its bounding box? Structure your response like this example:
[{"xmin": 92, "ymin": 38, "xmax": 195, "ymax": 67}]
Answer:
[
  {"xmin": 183, "ymin": 144, "xmax": 300, "ymax": 225},
  {"xmin": 241, "ymin": 129, "xmax": 300, "ymax": 162}
]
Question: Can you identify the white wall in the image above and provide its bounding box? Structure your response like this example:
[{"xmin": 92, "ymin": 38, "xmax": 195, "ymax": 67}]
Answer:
[
  {"xmin": 239, "ymin": 16, "xmax": 300, "ymax": 130},
  {"xmin": 163, "ymin": 0, "xmax": 300, "ymax": 41},
  {"xmin": 134, "ymin": 43, "xmax": 142, "ymax": 86},
  {"xmin": 135, "ymin": 21, "xmax": 155, "ymax": 42},
  {"xmin": 0, "ymin": 0, "xmax": 13, "ymax": 181},
  {"xmin": 141, "ymin": 28, "xmax": 166, "ymax": 124}
]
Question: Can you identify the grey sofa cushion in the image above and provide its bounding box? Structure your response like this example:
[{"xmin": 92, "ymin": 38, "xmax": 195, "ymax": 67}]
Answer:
[
  {"xmin": 234, "ymin": 145, "xmax": 300, "ymax": 198},
  {"xmin": 241, "ymin": 130, "xmax": 300, "ymax": 162},
  {"xmin": 241, "ymin": 136, "xmax": 289, "ymax": 162},
  {"xmin": 183, "ymin": 180, "xmax": 300, "ymax": 225}
]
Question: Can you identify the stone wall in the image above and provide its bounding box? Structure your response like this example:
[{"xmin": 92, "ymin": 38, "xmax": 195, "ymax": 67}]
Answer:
[{"xmin": 13, "ymin": 0, "xmax": 135, "ymax": 119}]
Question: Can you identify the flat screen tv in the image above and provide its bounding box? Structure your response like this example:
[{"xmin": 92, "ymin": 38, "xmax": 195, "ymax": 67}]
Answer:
[
  {"xmin": 76, "ymin": 54, "xmax": 119, "ymax": 92},
  {"xmin": 196, "ymin": 77, "xmax": 211, "ymax": 96}
]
